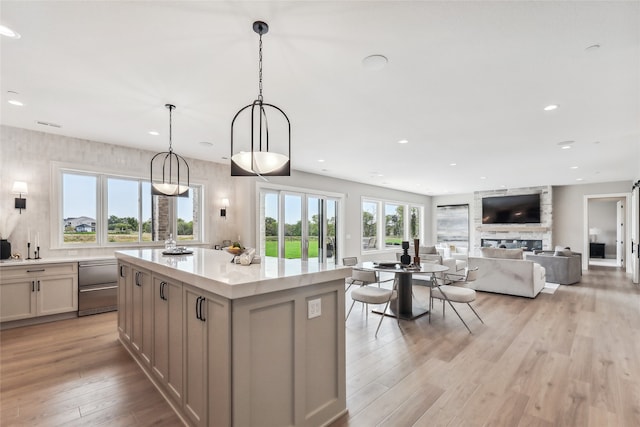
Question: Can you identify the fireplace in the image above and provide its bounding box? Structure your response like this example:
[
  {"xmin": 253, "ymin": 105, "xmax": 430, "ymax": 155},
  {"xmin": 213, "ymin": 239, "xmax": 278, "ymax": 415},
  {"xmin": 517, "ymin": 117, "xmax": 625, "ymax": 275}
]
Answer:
[{"xmin": 481, "ymin": 238, "xmax": 542, "ymax": 251}]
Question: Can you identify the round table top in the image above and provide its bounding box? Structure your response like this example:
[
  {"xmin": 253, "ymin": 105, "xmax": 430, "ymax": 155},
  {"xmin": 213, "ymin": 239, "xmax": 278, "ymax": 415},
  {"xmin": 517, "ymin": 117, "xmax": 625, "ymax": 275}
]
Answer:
[{"xmin": 360, "ymin": 261, "xmax": 449, "ymax": 274}]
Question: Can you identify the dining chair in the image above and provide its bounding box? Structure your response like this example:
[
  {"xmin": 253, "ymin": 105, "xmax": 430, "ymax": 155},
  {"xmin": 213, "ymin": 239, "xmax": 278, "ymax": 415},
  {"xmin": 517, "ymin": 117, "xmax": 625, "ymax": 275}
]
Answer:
[
  {"xmin": 343, "ymin": 257, "xmax": 359, "ymax": 292},
  {"xmin": 429, "ymin": 267, "xmax": 483, "ymax": 334},
  {"xmin": 346, "ymin": 275, "xmax": 399, "ymax": 337}
]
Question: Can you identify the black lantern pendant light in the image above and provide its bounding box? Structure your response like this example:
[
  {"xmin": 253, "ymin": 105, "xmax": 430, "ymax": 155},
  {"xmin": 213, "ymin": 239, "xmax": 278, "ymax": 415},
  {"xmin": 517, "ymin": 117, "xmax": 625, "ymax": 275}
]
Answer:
[
  {"xmin": 231, "ymin": 21, "xmax": 291, "ymax": 176},
  {"xmin": 150, "ymin": 104, "xmax": 190, "ymax": 197}
]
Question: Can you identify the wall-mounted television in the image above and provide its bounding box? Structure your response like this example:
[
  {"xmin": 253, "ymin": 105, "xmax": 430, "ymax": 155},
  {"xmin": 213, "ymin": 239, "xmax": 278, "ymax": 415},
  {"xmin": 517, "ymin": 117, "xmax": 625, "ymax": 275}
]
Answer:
[{"xmin": 482, "ymin": 194, "xmax": 541, "ymax": 224}]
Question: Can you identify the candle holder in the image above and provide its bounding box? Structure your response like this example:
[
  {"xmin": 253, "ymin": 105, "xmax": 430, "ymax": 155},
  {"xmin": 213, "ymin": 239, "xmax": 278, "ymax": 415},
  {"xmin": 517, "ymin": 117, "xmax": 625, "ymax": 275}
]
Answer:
[
  {"xmin": 26, "ymin": 242, "xmax": 32, "ymax": 260},
  {"xmin": 35, "ymin": 246, "xmax": 41, "ymax": 260}
]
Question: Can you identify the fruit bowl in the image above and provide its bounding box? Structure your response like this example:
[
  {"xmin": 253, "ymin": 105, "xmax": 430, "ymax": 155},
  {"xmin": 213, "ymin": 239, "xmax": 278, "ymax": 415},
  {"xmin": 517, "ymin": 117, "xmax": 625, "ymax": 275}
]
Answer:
[{"xmin": 225, "ymin": 246, "xmax": 244, "ymax": 255}]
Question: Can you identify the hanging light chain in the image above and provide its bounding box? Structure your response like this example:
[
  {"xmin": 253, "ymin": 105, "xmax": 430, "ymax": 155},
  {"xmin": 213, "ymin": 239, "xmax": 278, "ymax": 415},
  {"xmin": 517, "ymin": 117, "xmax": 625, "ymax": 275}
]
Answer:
[
  {"xmin": 168, "ymin": 104, "xmax": 173, "ymax": 152},
  {"xmin": 258, "ymin": 32, "xmax": 263, "ymax": 102}
]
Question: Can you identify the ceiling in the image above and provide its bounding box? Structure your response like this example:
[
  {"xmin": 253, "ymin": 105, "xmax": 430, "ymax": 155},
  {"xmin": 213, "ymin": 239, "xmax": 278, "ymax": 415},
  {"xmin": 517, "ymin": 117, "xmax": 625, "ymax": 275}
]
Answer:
[{"xmin": 1, "ymin": 1, "xmax": 638, "ymax": 195}]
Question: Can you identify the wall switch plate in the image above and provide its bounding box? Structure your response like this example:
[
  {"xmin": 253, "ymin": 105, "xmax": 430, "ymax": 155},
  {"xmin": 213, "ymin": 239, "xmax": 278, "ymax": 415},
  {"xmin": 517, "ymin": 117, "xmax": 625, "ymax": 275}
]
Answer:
[{"xmin": 308, "ymin": 298, "xmax": 321, "ymax": 319}]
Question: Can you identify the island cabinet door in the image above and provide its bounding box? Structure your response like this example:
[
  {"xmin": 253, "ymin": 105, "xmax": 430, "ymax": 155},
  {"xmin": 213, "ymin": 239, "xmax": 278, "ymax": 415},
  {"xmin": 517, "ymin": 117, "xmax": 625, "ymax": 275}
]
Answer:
[
  {"xmin": 131, "ymin": 267, "xmax": 152, "ymax": 361},
  {"xmin": 152, "ymin": 274, "xmax": 183, "ymax": 404},
  {"xmin": 117, "ymin": 263, "xmax": 130, "ymax": 340},
  {"xmin": 183, "ymin": 287, "xmax": 208, "ymax": 427},
  {"xmin": 206, "ymin": 296, "xmax": 231, "ymax": 427}
]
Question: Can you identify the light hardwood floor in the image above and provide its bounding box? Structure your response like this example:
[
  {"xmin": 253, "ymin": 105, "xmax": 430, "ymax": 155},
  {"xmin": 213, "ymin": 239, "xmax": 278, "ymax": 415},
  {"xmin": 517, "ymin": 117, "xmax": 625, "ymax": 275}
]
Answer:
[{"xmin": 1, "ymin": 266, "xmax": 639, "ymax": 426}]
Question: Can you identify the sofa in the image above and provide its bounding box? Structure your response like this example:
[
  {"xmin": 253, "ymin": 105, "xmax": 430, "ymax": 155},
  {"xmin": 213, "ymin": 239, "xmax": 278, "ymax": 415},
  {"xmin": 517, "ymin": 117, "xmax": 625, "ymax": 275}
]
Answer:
[
  {"xmin": 524, "ymin": 250, "xmax": 582, "ymax": 285},
  {"xmin": 467, "ymin": 247, "xmax": 546, "ymax": 298}
]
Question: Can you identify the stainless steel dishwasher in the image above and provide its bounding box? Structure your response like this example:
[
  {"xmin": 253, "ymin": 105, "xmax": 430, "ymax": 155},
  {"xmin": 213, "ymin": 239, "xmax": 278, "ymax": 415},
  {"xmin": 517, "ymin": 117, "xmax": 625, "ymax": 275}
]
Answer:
[{"xmin": 78, "ymin": 259, "xmax": 118, "ymax": 316}]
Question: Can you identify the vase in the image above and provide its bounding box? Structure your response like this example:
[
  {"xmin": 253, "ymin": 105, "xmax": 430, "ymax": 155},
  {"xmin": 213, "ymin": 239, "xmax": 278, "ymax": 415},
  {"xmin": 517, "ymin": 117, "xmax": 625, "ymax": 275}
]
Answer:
[{"xmin": 0, "ymin": 239, "xmax": 11, "ymax": 260}]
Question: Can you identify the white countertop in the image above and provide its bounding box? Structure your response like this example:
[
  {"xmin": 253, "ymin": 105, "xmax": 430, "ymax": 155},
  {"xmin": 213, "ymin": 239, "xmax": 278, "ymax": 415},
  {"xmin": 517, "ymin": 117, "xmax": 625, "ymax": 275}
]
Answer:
[{"xmin": 116, "ymin": 248, "xmax": 350, "ymax": 300}]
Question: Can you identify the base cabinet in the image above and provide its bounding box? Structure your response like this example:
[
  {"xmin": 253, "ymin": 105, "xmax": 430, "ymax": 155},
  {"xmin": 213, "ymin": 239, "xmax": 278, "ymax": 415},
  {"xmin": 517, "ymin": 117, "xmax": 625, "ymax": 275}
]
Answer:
[
  {"xmin": 117, "ymin": 263, "xmax": 131, "ymax": 341},
  {"xmin": 0, "ymin": 263, "xmax": 78, "ymax": 323},
  {"xmin": 117, "ymin": 258, "xmax": 345, "ymax": 427},
  {"xmin": 152, "ymin": 274, "xmax": 183, "ymax": 404},
  {"xmin": 183, "ymin": 286, "xmax": 231, "ymax": 427}
]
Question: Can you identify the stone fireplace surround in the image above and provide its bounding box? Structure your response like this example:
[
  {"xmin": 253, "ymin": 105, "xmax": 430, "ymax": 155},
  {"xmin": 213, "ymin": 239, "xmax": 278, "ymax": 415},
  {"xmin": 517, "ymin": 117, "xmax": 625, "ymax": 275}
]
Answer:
[{"xmin": 473, "ymin": 186, "xmax": 552, "ymax": 255}]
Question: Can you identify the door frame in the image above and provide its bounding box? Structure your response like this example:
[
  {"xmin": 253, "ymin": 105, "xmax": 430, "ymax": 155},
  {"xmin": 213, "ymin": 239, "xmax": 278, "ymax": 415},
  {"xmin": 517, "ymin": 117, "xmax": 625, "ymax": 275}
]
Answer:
[{"xmin": 583, "ymin": 192, "xmax": 631, "ymax": 271}]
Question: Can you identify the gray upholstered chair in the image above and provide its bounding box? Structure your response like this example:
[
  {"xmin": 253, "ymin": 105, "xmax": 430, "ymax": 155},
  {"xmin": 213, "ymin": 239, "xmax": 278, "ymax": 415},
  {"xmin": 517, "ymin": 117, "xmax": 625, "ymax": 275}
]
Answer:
[
  {"xmin": 430, "ymin": 267, "xmax": 483, "ymax": 334},
  {"xmin": 346, "ymin": 271, "xmax": 399, "ymax": 337},
  {"xmin": 524, "ymin": 251, "xmax": 582, "ymax": 285}
]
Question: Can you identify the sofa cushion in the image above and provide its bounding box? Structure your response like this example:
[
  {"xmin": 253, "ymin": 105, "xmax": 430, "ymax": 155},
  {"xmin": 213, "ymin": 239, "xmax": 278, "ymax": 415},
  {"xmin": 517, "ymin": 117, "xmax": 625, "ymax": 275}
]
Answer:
[
  {"xmin": 420, "ymin": 245, "xmax": 438, "ymax": 254},
  {"xmin": 554, "ymin": 249, "xmax": 572, "ymax": 256},
  {"xmin": 480, "ymin": 247, "xmax": 524, "ymax": 260}
]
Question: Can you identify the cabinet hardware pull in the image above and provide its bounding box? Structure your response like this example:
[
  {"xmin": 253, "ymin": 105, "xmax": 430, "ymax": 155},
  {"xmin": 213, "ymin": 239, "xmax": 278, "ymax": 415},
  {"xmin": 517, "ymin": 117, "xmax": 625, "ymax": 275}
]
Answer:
[
  {"xmin": 32, "ymin": 280, "xmax": 35, "ymax": 292},
  {"xmin": 195, "ymin": 296, "xmax": 202, "ymax": 320},
  {"xmin": 160, "ymin": 281, "xmax": 168, "ymax": 301},
  {"xmin": 27, "ymin": 269, "xmax": 45, "ymax": 273},
  {"xmin": 135, "ymin": 272, "xmax": 141, "ymax": 286},
  {"xmin": 37, "ymin": 280, "xmax": 40, "ymax": 291},
  {"xmin": 120, "ymin": 265, "xmax": 125, "ymax": 277},
  {"xmin": 199, "ymin": 297, "xmax": 206, "ymax": 322}
]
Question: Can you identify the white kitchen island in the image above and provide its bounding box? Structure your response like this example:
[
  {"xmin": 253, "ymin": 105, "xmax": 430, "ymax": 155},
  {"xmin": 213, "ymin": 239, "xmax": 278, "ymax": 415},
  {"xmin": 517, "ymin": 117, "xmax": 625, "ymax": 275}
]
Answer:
[{"xmin": 115, "ymin": 248, "xmax": 349, "ymax": 427}]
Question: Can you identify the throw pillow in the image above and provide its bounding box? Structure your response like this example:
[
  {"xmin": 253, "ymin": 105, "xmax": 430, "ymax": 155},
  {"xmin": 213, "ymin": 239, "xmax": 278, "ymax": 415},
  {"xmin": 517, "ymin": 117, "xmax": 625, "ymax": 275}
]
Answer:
[{"xmin": 420, "ymin": 246, "xmax": 438, "ymax": 254}]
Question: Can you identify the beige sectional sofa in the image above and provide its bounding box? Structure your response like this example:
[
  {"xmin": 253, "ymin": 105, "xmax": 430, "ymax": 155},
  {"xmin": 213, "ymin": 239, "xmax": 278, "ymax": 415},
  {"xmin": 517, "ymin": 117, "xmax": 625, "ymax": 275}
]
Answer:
[{"xmin": 467, "ymin": 247, "xmax": 546, "ymax": 298}]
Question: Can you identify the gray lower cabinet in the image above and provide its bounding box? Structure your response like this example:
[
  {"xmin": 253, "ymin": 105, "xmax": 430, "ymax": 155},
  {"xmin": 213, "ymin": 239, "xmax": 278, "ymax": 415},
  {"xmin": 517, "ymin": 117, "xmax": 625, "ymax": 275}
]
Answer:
[
  {"xmin": 183, "ymin": 285, "xmax": 231, "ymax": 427},
  {"xmin": 131, "ymin": 267, "xmax": 152, "ymax": 364},
  {"xmin": 152, "ymin": 275, "xmax": 183, "ymax": 404}
]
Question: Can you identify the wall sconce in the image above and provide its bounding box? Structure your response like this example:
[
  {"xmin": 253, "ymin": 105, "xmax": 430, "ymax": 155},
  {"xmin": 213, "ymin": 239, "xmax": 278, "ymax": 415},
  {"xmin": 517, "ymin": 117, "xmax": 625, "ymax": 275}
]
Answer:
[
  {"xmin": 221, "ymin": 198, "xmax": 229, "ymax": 218},
  {"xmin": 12, "ymin": 181, "xmax": 28, "ymax": 214}
]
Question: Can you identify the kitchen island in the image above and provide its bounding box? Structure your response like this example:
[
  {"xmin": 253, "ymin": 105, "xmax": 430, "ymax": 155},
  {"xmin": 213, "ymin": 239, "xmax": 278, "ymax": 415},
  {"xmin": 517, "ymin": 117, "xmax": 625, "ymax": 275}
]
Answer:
[{"xmin": 115, "ymin": 248, "xmax": 349, "ymax": 427}]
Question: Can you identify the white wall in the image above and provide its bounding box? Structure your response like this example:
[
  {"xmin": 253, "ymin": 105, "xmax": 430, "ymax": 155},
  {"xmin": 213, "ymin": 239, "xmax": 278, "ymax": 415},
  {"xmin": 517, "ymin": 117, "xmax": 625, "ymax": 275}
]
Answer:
[
  {"xmin": 553, "ymin": 181, "xmax": 632, "ymax": 256},
  {"xmin": 1, "ymin": 125, "xmax": 431, "ymax": 262},
  {"xmin": 0, "ymin": 125, "xmax": 237, "ymax": 259},
  {"xmin": 242, "ymin": 172, "xmax": 431, "ymax": 262}
]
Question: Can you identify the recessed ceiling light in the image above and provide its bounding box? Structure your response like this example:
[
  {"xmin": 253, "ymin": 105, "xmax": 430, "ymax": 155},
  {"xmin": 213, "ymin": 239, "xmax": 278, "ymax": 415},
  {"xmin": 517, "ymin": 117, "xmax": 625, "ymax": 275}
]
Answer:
[
  {"xmin": 544, "ymin": 104, "xmax": 558, "ymax": 111},
  {"xmin": 318, "ymin": 159, "xmax": 325, "ymax": 162},
  {"xmin": 561, "ymin": 145, "xmax": 572, "ymax": 150},
  {"xmin": 148, "ymin": 130, "xmax": 159, "ymax": 136},
  {"xmin": 397, "ymin": 139, "xmax": 409, "ymax": 144},
  {"xmin": 199, "ymin": 141, "xmax": 213, "ymax": 147},
  {"xmin": 0, "ymin": 25, "xmax": 21, "ymax": 39},
  {"xmin": 480, "ymin": 176, "xmax": 487, "ymax": 180},
  {"xmin": 570, "ymin": 166, "xmax": 578, "ymax": 169},
  {"xmin": 362, "ymin": 54, "xmax": 388, "ymax": 71},
  {"xmin": 449, "ymin": 163, "xmax": 457, "ymax": 166},
  {"xmin": 8, "ymin": 99, "xmax": 23, "ymax": 106},
  {"xmin": 576, "ymin": 178, "xmax": 584, "ymax": 181},
  {"xmin": 586, "ymin": 44, "xmax": 600, "ymax": 51}
]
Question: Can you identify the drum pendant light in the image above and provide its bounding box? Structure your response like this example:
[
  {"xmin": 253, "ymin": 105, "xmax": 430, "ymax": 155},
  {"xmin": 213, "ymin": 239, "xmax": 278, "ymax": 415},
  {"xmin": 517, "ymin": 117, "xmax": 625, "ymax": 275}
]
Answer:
[
  {"xmin": 150, "ymin": 104, "xmax": 190, "ymax": 197},
  {"xmin": 231, "ymin": 21, "xmax": 291, "ymax": 176}
]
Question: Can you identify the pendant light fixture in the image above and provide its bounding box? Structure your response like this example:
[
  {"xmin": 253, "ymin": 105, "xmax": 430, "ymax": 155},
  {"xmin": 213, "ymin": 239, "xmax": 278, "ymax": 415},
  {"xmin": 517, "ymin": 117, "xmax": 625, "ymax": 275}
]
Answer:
[
  {"xmin": 150, "ymin": 104, "xmax": 190, "ymax": 197},
  {"xmin": 231, "ymin": 21, "xmax": 291, "ymax": 176}
]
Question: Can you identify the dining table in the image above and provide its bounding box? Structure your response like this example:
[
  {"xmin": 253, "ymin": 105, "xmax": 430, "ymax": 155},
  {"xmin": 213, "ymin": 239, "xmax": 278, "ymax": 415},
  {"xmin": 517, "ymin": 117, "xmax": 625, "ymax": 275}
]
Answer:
[{"xmin": 359, "ymin": 261, "xmax": 449, "ymax": 320}]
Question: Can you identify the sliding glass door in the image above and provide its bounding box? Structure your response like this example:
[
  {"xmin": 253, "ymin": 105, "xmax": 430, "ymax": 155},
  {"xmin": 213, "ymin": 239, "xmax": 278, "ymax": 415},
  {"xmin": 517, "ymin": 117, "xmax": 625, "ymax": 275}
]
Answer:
[{"xmin": 261, "ymin": 190, "xmax": 339, "ymax": 262}]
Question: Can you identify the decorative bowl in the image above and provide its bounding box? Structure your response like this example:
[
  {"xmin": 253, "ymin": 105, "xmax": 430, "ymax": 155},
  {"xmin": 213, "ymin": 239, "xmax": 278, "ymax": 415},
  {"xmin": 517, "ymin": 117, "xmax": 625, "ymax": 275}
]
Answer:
[{"xmin": 225, "ymin": 246, "xmax": 244, "ymax": 255}]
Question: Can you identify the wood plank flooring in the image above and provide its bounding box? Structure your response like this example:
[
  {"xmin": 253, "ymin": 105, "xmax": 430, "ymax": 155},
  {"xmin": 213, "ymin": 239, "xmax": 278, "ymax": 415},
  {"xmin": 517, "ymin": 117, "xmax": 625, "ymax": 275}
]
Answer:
[{"xmin": 1, "ymin": 266, "xmax": 639, "ymax": 426}]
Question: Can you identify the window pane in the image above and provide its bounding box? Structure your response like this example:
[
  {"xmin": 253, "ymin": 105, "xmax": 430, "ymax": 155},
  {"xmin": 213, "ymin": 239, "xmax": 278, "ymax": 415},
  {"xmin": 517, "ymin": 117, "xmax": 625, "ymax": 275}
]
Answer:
[
  {"xmin": 107, "ymin": 178, "xmax": 140, "ymax": 243},
  {"xmin": 326, "ymin": 199, "xmax": 337, "ymax": 262},
  {"xmin": 176, "ymin": 188, "xmax": 196, "ymax": 241},
  {"xmin": 362, "ymin": 201, "xmax": 377, "ymax": 250},
  {"xmin": 385, "ymin": 203, "xmax": 404, "ymax": 247},
  {"xmin": 284, "ymin": 194, "xmax": 302, "ymax": 259},
  {"xmin": 63, "ymin": 173, "xmax": 97, "ymax": 244},
  {"xmin": 410, "ymin": 206, "xmax": 421, "ymax": 240},
  {"xmin": 141, "ymin": 182, "xmax": 153, "ymax": 242},
  {"xmin": 264, "ymin": 193, "xmax": 279, "ymax": 257}
]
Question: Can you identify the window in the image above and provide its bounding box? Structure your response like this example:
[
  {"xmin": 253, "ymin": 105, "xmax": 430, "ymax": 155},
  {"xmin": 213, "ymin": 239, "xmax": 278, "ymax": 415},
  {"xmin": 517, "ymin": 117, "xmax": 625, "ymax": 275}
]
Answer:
[
  {"xmin": 58, "ymin": 168, "xmax": 203, "ymax": 247},
  {"xmin": 362, "ymin": 198, "xmax": 423, "ymax": 251},
  {"xmin": 362, "ymin": 200, "xmax": 378, "ymax": 250}
]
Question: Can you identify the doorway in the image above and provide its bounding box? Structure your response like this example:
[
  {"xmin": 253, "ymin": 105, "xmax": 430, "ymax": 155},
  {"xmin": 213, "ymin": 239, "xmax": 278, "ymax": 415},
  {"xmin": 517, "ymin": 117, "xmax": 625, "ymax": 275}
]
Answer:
[
  {"xmin": 584, "ymin": 193, "xmax": 630, "ymax": 270},
  {"xmin": 259, "ymin": 187, "xmax": 341, "ymax": 263}
]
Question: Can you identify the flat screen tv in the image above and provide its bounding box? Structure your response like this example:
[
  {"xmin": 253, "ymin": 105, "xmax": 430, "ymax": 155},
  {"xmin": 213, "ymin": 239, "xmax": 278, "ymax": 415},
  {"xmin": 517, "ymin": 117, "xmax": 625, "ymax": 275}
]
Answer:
[{"xmin": 482, "ymin": 194, "xmax": 541, "ymax": 224}]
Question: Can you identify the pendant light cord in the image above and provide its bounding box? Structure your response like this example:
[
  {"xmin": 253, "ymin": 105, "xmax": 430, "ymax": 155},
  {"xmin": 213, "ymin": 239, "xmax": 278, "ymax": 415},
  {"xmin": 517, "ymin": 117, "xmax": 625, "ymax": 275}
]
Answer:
[
  {"xmin": 258, "ymin": 32, "xmax": 263, "ymax": 102},
  {"xmin": 169, "ymin": 106, "xmax": 173, "ymax": 152}
]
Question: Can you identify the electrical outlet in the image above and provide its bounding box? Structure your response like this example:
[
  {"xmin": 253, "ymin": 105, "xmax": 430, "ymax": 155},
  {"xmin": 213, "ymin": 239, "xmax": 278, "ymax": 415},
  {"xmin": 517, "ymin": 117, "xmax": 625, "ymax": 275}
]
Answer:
[{"xmin": 308, "ymin": 298, "xmax": 321, "ymax": 319}]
